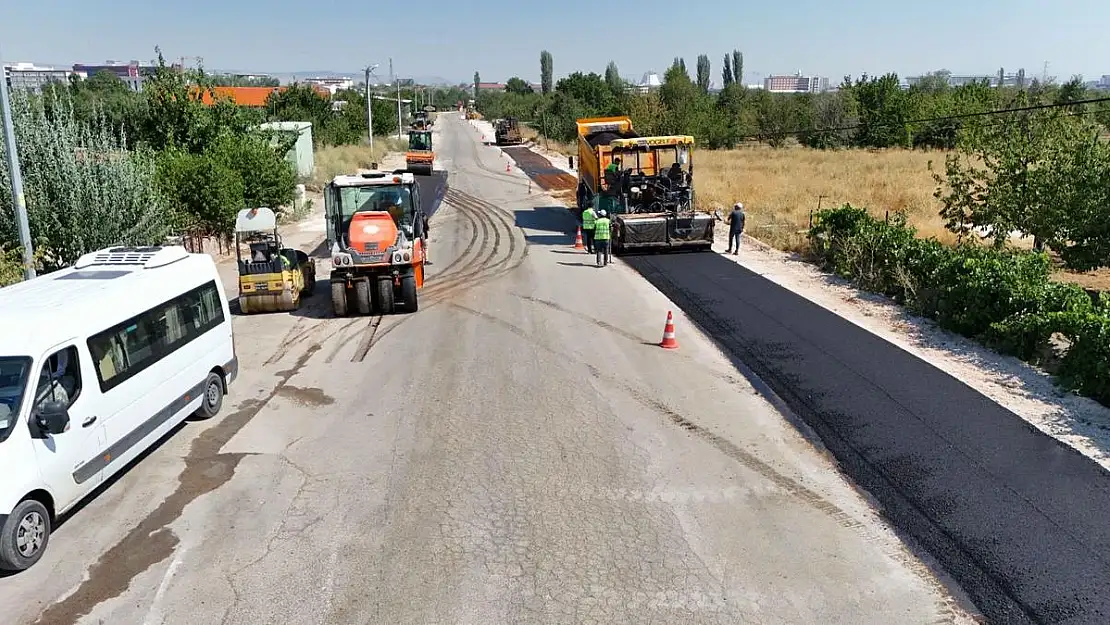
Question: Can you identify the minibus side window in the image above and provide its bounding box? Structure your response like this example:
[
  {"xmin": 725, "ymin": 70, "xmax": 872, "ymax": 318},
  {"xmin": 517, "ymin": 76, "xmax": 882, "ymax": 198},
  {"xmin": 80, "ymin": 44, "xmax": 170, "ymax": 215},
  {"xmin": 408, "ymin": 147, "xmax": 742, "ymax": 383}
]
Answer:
[{"xmin": 86, "ymin": 281, "xmax": 225, "ymax": 393}]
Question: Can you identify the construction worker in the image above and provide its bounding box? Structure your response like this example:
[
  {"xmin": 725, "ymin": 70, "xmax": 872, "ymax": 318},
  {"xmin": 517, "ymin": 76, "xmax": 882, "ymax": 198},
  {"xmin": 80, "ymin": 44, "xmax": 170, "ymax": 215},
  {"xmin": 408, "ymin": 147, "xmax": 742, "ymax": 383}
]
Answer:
[
  {"xmin": 580, "ymin": 202, "xmax": 597, "ymax": 254},
  {"xmin": 726, "ymin": 202, "xmax": 746, "ymax": 255},
  {"xmin": 593, "ymin": 210, "xmax": 612, "ymax": 267}
]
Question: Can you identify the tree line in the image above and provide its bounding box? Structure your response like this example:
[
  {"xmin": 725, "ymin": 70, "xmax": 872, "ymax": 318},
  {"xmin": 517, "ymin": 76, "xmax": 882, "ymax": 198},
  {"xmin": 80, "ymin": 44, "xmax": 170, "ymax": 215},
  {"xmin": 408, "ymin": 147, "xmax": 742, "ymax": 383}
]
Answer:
[
  {"xmin": 0, "ymin": 50, "xmax": 473, "ymax": 284},
  {"xmin": 475, "ymin": 51, "xmax": 1110, "ymax": 273}
]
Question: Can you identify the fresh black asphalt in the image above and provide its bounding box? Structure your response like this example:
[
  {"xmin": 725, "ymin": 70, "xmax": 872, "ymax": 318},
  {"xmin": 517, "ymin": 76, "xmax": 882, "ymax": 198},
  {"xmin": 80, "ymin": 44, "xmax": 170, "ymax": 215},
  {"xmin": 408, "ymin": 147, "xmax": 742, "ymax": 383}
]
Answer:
[{"xmin": 624, "ymin": 251, "xmax": 1110, "ymax": 625}]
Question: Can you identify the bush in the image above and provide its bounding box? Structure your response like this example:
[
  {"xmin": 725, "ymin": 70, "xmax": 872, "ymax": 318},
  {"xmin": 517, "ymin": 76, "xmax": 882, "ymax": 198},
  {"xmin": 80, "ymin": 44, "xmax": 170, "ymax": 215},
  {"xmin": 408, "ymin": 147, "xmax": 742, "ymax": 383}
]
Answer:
[
  {"xmin": 0, "ymin": 90, "xmax": 170, "ymax": 270},
  {"xmin": 0, "ymin": 246, "xmax": 24, "ymax": 288},
  {"xmin": 156, "ymin": 150, "xmax": 245, "ymax": 234},
  {"xmin": 810, "ymin": 204, "xmax": 1110, "ymax": 406}
]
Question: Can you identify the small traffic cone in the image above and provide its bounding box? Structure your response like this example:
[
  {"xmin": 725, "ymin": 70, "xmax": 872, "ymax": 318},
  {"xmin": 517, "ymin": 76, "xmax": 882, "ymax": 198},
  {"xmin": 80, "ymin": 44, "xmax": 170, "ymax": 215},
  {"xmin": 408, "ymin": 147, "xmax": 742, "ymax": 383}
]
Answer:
[
  {"xmin": 505, "ymin": 162, "xmax": 511, "ymax": 173},
  {"xmin": 574, "ymin": 227, "xmax": 584, "ymax": 250},
  {"xmin": 659, "ymin": 311, "xmax": 679, "ymax": 349}
]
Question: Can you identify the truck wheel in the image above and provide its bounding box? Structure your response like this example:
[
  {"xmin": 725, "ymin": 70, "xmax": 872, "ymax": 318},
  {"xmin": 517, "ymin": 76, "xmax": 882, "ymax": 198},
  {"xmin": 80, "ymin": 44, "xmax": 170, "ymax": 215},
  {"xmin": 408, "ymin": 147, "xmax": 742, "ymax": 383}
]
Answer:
[
  {"xmin": 377, "ymin": 277, "xmax": 396, "ymax": 314},
  {"xmin": 400, "ymin": 275, "xmax": 418, "ymax": 312},
  {"xmin": 354, "ymin": 279, "xmax": 372, "ymax": 315},
  {"xmin": 331, "ymin": 282, "xmax": 348, "ymax": 316},
  {"xmin": 0, "ymin": 499, "xmax": 51, "ymax": 571}
]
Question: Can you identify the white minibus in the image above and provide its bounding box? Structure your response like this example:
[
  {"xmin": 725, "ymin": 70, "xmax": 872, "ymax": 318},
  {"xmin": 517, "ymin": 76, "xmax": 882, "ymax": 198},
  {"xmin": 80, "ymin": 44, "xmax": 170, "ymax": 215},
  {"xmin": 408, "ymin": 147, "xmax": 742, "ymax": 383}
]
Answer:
[{"xmin": 0, "ymin": 245, "xmax": 237, "ymax": 571}]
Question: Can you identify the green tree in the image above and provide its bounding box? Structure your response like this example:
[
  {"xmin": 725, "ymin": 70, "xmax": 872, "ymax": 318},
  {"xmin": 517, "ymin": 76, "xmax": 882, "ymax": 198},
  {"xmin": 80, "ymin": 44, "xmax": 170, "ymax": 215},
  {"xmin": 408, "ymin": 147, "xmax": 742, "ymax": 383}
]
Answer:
[
  {"xmin": 0, "ymin": 90, "xmax": 169, "ymax": 270},
  {"xmin": 722, "ymin": 55, "xmax": 733, "ymax": 87},
  {"xmin": 555, "ymin": 72, "xmax": 613, "ymax": 111},
  {"xmin": 934, "ymin": 95, "xmax": 1084, "ymax": 253},
  {"xmin": 731, "ymin": 50, "xmax": 744, "ymax": 85},
  {"xmin": 473, "ymin": 71, "xmax": 481, "ymax": 99},
  {"xmin": 604, "ymin": 61, "xmax": 623, "ymax": 96},
  {"xmin": 1047, "ymin": 127, "xmax": 1110, "ymax": 270},
  {"xmin": 540, "ymin": 51, "xmax": 553, "ymax": 95},
  {"xmin": 210, "ymin": 74, "xmax": 280, "ymax": 87},
  {"xmin": 659, "ymin": 64, "xmax": 703, "ymax": 136},
  {"xmin": 696, "ymin": 54, "xmax": 711, "ymax": 93},
  {"xmin": 800, "ymin": 90, "xmax": 857, "ymax": 149},
  {"xmin": 845, "ymin": 73, "xmax": 913, "ymax": 148},
  {"xmin": 156, "ymin": 150, "xmax": 245, "ymax": 234},
  {"xmin": 504, "ymin": 77, "xmax": 533, "ymax": 95}
]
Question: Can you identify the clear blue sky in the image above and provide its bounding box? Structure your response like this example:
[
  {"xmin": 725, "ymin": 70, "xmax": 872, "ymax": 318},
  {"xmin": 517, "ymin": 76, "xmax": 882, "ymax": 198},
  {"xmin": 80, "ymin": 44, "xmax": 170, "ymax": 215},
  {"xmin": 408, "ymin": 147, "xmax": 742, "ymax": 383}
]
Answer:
[{"xmin": 1, "ymin": 0, "xmax": 1107, "ymax": 85}]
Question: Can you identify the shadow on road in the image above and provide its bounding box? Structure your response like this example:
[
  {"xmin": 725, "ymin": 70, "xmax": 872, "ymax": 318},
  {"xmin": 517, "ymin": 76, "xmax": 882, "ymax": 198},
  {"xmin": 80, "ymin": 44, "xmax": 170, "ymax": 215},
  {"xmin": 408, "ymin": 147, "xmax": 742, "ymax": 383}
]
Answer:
[
  {"xmin": 556, "ymin": 261, "xmax": 596, "ymax": 268},
  {"xmin": 514, "ymin": 207, "xmax": 575, "ymax": 246}
]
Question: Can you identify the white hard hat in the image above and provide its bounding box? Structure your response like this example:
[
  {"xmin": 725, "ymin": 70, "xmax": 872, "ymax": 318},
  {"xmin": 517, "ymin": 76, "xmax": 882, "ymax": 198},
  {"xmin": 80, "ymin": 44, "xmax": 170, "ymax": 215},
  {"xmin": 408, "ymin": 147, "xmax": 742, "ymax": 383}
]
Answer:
[
  {"xmin": 597, "ymin": 210, "xmax": 607, "ymax": 217},
  {"xmin": 734, "ymin": 202, "xmax": 744, "ymax": 210}
]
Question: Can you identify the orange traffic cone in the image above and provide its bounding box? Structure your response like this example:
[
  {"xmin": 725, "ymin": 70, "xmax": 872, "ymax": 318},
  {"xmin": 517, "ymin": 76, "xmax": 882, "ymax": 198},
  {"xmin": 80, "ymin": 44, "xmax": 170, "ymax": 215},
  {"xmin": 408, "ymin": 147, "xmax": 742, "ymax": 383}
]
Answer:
[
  {"xmin": 574, "ymin": 227, "xmax": 585, "ymax": 250},
  {"xmin": 659, "ymin": 311, "xmax": 679, "ymax": 349}
]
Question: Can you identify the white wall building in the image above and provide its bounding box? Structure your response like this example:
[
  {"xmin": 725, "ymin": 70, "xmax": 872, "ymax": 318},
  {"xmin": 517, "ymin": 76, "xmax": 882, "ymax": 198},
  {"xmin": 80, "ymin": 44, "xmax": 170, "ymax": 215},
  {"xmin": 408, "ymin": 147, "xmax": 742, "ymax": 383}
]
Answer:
[
  {"xmin": 3, "ymin": 62, "xmax": 75, "ymax": 93},
  {"xmin": 303, "ymin": 76, "xmax": 354, "ymax": 94}
]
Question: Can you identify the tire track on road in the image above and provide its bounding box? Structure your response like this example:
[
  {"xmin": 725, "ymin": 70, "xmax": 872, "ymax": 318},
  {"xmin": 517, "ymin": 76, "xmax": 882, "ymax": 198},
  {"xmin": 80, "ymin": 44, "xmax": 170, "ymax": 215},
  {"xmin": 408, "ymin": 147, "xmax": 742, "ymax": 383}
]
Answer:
[{"xmin": 343, "ymin": 186, "xmax": 527, "ymax": 363}]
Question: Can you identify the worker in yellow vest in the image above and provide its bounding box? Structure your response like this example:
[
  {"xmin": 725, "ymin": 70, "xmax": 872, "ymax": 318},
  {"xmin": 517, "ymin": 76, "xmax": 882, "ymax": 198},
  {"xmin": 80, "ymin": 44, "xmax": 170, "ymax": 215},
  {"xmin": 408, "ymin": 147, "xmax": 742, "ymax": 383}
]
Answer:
[
  {"xmin": 580, "ymin": 204, "xmax": 597, "ymax": 254},
  {"xmin": 593, "ymin": 210, "xmax": 612, "ymax": 267}
]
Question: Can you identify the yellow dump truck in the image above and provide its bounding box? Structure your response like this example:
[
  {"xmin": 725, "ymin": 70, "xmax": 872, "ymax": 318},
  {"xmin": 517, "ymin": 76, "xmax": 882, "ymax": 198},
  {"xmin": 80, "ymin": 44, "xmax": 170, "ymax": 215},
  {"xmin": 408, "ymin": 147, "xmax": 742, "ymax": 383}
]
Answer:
[{"xmin": 574, "ymin": 116, "xmax": 714, "ymax": 254}]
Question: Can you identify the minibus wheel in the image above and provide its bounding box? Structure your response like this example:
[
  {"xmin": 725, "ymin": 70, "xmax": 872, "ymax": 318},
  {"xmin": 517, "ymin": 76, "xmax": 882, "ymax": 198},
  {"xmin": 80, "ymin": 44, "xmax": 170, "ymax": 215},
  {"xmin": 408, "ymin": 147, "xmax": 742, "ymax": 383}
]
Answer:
[
  {"xmin": 195, "ymin": 372, "xmax": 225, "ymax": 420},
  {"xmin": 0, "ymin": 499, "xmax": 51, "ymax": 571}
]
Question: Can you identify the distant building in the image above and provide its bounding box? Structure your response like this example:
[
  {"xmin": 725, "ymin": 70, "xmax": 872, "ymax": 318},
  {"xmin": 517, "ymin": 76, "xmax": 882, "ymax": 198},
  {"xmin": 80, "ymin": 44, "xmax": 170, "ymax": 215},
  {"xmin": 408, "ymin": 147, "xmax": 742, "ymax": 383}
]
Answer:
[
  {"xmin": 72, "ymin": 61, "xmax": 159, "ymax": 91},
  {"xmin": 764, "ymin": 73, "xmax": 829, "ymax": 93},
  {"xmin": 476, "ymin": 82, "xmax": 505, "ymax": 91},
  {"xmin": 3, "ymin": 62, "xmax": 75, "ymax": 93},
  {"xmin": 634, "ymin": 71, "xmax": 662, "ymax": 94},
  {"xmin": 906, "ymin": 70, "xmax": 1033, "ymax": 89},
  {"xmin": 302, "ymin": 76, "xmax": 353, "ymax": 94}
]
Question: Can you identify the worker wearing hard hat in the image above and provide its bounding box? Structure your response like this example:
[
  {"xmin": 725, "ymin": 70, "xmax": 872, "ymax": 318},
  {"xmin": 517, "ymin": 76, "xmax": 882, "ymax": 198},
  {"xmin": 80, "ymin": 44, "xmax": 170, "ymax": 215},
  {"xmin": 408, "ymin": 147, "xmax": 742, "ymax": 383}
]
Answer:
[
  {"xmin": 593, "ymin": 210, "xmax": 612, "ymax": 267},
  {"xmin": 726, "ymin": 202, "xmax": 746, "ymax": 255},
  {"xmin": 580, "ymin": 203, "xmax": 597, "ymax": 254}
]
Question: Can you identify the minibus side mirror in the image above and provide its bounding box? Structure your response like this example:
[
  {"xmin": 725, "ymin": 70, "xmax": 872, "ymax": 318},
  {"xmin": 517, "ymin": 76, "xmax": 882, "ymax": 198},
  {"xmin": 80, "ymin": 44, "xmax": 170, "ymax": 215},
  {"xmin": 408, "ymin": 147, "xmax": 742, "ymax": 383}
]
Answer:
[{"xmin": 35, "ymin": 402, "xmax": 71, "ymax": 435}]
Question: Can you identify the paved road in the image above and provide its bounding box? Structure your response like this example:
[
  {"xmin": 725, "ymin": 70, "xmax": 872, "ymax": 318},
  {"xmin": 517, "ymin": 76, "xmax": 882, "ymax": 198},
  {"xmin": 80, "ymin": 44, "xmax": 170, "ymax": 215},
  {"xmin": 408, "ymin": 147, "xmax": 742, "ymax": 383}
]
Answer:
[
  {"xmin": 625, "ymin": 251, "xmax": 1110, "ymax": 625},
  {"xmin": 0, "ymin": 114, "xmax": 973, "ymax": 625}
]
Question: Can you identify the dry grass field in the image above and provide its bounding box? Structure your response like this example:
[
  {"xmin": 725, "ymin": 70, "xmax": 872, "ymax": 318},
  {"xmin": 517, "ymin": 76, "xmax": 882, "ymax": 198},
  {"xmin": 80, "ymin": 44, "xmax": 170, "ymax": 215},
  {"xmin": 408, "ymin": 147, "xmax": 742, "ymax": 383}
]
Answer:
[
  {"xmin": 310, "ymin": 137, "xmax": 407, "ymax": 190},
  {"xmin": 694, "ymin": 144, "xmax": 1110, "ymax": 290},
  {"xmin": 695, "ymin": 145, "xmax": 953, "ymax": 251}
]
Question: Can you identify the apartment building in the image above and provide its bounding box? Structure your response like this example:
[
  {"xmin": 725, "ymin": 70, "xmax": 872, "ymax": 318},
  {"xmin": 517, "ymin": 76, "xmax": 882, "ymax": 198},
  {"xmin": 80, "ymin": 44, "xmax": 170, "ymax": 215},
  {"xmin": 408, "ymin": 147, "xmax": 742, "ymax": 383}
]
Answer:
[
  {"xmin": 3, "ymin": 62, "xmax": 75, "ymax": 93},
  {"xmin": 763, "ymin": 73, "xmax": 830, "ymax": 93}
]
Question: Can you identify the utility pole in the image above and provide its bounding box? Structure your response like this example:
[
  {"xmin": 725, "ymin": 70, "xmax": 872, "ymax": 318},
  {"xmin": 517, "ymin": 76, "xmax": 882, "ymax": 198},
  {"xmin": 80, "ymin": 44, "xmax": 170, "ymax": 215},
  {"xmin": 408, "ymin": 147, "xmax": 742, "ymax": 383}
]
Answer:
[
  {"xmin": 391, "ymin": 58, "xmax": 402, "ymax": 140},
  {"xmin": 0, "ymin": 53, "xmax": 36, "ymax": 280},
  {"xmin": 364, "ymin": 64, "xmax": 379, "ymax": 152}
]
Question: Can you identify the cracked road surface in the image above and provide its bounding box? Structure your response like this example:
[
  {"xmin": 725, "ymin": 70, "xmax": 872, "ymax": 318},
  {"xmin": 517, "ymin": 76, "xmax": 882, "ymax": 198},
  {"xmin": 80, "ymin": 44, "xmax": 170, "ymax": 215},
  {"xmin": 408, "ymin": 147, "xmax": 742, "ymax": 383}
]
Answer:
[{"xmin": 0, "ymin": 114, "xmax": 977, "ymax": 625}]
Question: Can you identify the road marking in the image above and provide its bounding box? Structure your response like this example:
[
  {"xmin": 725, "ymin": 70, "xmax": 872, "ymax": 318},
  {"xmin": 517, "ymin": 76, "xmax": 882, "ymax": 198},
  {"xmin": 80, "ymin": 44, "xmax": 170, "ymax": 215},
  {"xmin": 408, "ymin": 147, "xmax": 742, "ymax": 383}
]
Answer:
[{"xmin": 142, "ymin": 545, "xmax": 187, "ymax": 625}]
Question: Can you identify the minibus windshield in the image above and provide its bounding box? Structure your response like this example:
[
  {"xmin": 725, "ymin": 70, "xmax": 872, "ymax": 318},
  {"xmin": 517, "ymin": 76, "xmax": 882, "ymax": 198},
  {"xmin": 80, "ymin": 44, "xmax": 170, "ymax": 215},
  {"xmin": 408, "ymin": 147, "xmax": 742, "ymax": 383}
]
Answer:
[{"xmin": 0, "ymin": 356, "xmax": 32, "ymax": 442}]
